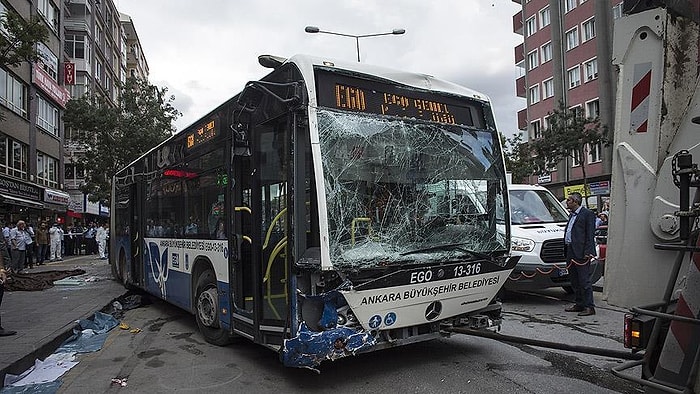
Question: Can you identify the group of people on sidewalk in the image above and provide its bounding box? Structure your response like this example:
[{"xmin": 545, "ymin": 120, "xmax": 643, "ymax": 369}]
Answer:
[
  {"xmin": 0, "ymin": 221, "xmax": 111, "ymax": 274},
  {"xmin": 1, "ymin": 221, "xmax": 64, "ymax": 274},
  {"xmin": 0, "ymin": 220, "xmax": 111, "ymax": 337}
]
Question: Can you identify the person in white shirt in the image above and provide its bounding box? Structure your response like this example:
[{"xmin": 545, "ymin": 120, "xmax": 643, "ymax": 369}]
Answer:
[
  {"xmin": 95, "ymin": 223, "xmax": 109, "ymax": 260},
  {"xmin": 9, "ymin": 221, "xmax": 31, "ymax": 272},
  {"xmin": 48, "ymin": 223, "xmax": 64, "ymax": 261}
]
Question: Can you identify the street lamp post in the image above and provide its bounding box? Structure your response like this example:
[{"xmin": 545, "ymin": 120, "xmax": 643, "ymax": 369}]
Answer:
[{"xmin": 304, "ymin": 26, "xmax": 406, "ymax": 62}]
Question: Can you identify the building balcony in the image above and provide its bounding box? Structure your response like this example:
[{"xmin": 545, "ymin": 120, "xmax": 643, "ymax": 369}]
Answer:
[
  {"xmin": 513, "ymin": 11, "xmax": 523, "ymax": 35},
  {"xmin": 64, "ymin": 19, "xmax": 90, "ymax": 33},
  {"xmin": 516, "ymin": 75, "xmax": 526, "ymax": 98},
  {"xmin": 517, "ymin": 108, "xmax": 528, "ymax": 130},
  {"xmin": 514, "ymin": 43, "xmax": 524, "ymax": 65}
]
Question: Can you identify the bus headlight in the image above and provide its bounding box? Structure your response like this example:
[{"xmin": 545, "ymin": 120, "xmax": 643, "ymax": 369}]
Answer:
[{"xmin": 511, "ymin": 236, "xmax": 535, "ymax": 252}]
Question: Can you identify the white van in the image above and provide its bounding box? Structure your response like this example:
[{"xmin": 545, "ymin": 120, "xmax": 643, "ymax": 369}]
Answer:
[{"xmin": 503, "ymin": 184, "xmax": 603, "ymax": 293}]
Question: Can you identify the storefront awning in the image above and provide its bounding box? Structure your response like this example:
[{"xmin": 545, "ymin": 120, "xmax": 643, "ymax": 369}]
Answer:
[
  {"xmin": 0, "ymin": 194, "xmax": 44, "ymax": 209},
  {"xmin": 67, "ymin": 210, "xmax": 82, "ymax": 218}
]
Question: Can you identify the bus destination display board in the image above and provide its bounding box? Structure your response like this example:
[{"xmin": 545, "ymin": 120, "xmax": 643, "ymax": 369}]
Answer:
[
  {"xmin": 186, "ymin": 117, "xmax": 219, "ymax": 150},
  {"xmin": 315, "ymin": 70, "xmax": 477, "ymax": 126}
]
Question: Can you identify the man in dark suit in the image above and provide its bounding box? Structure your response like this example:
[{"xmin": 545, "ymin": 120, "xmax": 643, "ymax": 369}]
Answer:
[{"xmin": 563, "ymin": 192, "xmax": 597, "ymax": 316}]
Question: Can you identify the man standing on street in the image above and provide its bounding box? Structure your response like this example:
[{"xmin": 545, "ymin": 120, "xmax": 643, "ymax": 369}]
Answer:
[
  {"xmin": 9, "ymin": 221, "xmax": 31, "ymax": 273},
  {"xmin": 49, "ymin": 223, "xmax": 64, "ymax": 261},
  {"xmin": 564, "ymin": 192, "xmax": 597, "ymax": 316},
  {"xmin": 96, "ymin": 222, "xmax": 109, "ymax": 260}
]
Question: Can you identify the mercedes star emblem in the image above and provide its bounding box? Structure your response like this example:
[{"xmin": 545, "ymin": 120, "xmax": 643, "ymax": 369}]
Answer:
[{"xmin": 425, "ymin": 301, "xmax": 443, "ymax": 321}]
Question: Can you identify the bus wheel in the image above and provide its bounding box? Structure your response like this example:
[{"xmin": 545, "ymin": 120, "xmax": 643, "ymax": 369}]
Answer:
[{"xmin": 195, "ymin": 269, "xmax": 231, "ymax": 346}]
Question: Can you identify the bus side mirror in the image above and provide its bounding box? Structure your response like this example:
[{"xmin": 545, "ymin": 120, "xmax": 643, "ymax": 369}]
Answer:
[{"xmin": 231, "ymin": 123, "xmax": 251, "ymax": 157}]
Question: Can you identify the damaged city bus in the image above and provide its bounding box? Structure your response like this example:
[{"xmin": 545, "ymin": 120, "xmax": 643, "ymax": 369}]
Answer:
[{"xmin": 110, "ymin": 54, "xmax": 518, "ymax": 370}]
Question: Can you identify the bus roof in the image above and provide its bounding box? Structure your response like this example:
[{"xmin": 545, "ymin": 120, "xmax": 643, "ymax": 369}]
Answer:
[
  {"xmin": 286, "ymin": 53, "xmax": 491, "ymax": 104},
  {"xmin": 120, "ymin": 54, "xmax": 493, "ymax": 172}
]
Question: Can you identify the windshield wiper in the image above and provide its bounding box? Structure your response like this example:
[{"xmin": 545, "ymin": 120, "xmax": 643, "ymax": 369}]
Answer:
[{"xmin": 400, "ymin": 242, "xmax": 491, "ymax": 260}]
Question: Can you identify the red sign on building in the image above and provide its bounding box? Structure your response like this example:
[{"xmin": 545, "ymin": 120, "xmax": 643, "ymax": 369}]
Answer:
[
  {"xmin": 33, "ymin": 63, "xmax": 71, "ymax": 108},
  {"xmin": 64, "ymin": 62, "xmax": 75, "ymax": 85}
]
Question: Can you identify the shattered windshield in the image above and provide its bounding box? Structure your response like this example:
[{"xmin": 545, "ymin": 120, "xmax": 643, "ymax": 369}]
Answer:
[
  {"xmin": 318, "ymin": 109, "xmax": 507, "ymax": 269},
  {"xmin": 509, "ymin": 189, "xmax": 569, "ymax": 225}
]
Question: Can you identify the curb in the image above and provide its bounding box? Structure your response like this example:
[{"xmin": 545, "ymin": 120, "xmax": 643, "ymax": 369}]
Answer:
[{"xmin": 0, "ymin": 286, "xmax": 127, "ymax": 386}]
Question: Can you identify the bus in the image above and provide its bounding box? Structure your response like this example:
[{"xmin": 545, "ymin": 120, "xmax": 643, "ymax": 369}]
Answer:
[{"xmin": 110, "ymin": 54, "xmax": 518, "ymax": 369}]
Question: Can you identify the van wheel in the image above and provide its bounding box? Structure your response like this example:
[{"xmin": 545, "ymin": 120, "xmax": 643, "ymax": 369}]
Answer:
[{"xmin": 195, "ymin": 269, "xmax": 232, "ymax": 346}]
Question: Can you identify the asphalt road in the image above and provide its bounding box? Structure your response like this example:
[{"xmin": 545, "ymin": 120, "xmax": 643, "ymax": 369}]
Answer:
[{"xmin": 57, "ymin": 287, "xmax": 643, "ymax": 393}]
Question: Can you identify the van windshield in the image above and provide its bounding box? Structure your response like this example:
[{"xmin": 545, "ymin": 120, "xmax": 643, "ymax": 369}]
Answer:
[{"xmin": 509, "ymin": 189, "xmax": 569, "ymax": 225}]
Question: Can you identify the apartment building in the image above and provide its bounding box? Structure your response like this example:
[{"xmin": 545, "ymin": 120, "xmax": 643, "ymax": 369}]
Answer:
[
  {"xmin": 63, "ymin": 0, "xmax": 148, "ymax": 224},
  {"xmin": 513, "ymin": 0, "xmax": 624, "ymax": 208},
  {"xmin": 0, "ymin": 0, "xmax": 71, "ymax": 227},
  {"xmin": 0, "ymin": 0, "xmax": 149, "ymax": 230}
]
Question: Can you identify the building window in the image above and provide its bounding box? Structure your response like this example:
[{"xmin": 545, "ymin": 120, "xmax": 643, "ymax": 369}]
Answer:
[
  {"xmin": 613, "ymin": 3, "xmax": 624, "ymax": 19},
  {"xmin": 37, "ymin": 0, "xmax": 59, "ymax": 31},
  {"xmin": 586, "ymin": 99, "xmax": 600, "ymax": 118},
  {"xmin": 530, "ymin": 119, "xmax": 542, "ymax": 139},
  {"xmin": 568, "ymin": 66, "xmax": 581, "ymax": 89},
  {"xmin": 543, "ymin": 115, "xmax": 550, "ymax": 131},
  {"xmin": 0, "ymin": 134, "xmax": 28, "ymax": 180},
  {"xmin": 584, "ymin": 58, "xmax": 598, "ymax": 81},
  {"xmin": 65, "ymin": 34, "xmax": 87, "ymax": 59},
  {"xmin": 0, "ymin": 68, "xmax": 27, "ymax": 117},
  {"xmin": 587, "ymin": 142, "xmax": 602, "ymax": 164},
  {"xmin": 527, "ymin": 50, "xmax": 539, "ymax": 70},
  {"xmin": 68, "ymin": 74, "xmax": 89, "ymax": 98},
  {"xmin": 37, "ymin": 96, "xmax": 59, "ymax": 136},
  {"xmin": 525, "ymin": 16, "xmax": 537, "ymax": 37},
  {"xmin": 571, "ymin": 149, "xmax": 582, "ymax": 167},
  {"xmin": 95, "ymin": 59, "xmax": 103, "ymax": 83},
  {"xmin": 566, "ymin": 27, "xmax": 579, "ymax": 51},
  {"xmin": 529, "ymin": 85, "xmax": 540, "ymax": 105},
  {"xmin": 582, "ymin": 18, "xmax": 596, "ymax": 41},
  {"xmin": 95, "ymin": 23, "xmax": 102, "ymax": 45},
  {"xmin": 565, "ymin": 0, "xmax": 577, "ymax": 13},
  {"xmin": 0, "ymin": 3, "xmax": 7, "ymax": 36},
  {"xmin": 543, "ymin": 78, "xmax": 554, "ymax": 99},
  {"xmin": 37, "ymin": 152, "xmax": 59, "ymax": 187},
  {"xmin": 64, "ymin": 162, "xmax": 85, "ymax": 180},
  {"xmin": 541, "ymin": 42, "xmax": 553, "ymax": 63},
  {"xmin": 36, "ymin": 42, "xmax": 58, "ymax": 80},
  {"xmin": 539, "ymin": 6, "xmax": 551, "ymax": 28}
]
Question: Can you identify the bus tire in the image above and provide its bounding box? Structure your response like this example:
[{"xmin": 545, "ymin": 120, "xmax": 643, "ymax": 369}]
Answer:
[{"xmin": 195, "ymin": 269, "xmax": 231, "ymax": 346}]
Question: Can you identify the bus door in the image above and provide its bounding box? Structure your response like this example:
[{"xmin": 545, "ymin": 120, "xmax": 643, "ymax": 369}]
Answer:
[
  {"xmin": 230, "ymin": 113, "xmax": 291, "ymax": 346},
  {"xmin": 113, "ymin": 181, "xmax": 144, "ymax": 287}
]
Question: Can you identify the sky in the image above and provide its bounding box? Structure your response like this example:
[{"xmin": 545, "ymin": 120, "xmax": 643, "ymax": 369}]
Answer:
[{"xmin": 115, "ymin": 0, "xmax": 525, "ymax": 136}]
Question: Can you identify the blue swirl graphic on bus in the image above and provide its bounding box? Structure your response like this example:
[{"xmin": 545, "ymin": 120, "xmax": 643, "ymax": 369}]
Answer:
[{"xmin": 145, "ymin": 241, "xmax": 169, "ymax": 298}]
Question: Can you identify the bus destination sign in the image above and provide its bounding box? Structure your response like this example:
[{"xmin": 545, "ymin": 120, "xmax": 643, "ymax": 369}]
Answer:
[
  {"xmin": 315, "ymin": 70, "xmax": 477, "ymax": 126},
  {"xmin": 186, "ymin": 118, "xmax": 219, "ymax": 150}
]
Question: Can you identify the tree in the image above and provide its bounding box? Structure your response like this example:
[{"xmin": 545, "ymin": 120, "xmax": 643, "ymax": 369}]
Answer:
[
  {"xmin": 501, "ymin": 132, "xmax": 534, "ymax": 183},
  {"xmin": 64, "ymin": 77, "xmax": 181, "ymax": 205},
  {"xmin": 528, "ymin": 101, "xmax": 609, "ymax": 200},
  {"xmin": 0, "ymin": 10, "xmax": 49, "ymax": 121},
  {"xmin": 0, "ymin": 11, "xmax": 48, "ymax": 67}
]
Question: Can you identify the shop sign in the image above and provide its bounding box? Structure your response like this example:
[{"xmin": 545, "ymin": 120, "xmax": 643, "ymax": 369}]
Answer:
[
  {"xmin": 99, "ymin": 203, "xmax": 110, "ymax": 216},
  {"xmin": 537, "ymin": 173, "xmax": 551, "ymax": 184},
  {"xmin": 33, "ymin": 63, "xmax": 70, "ymax": 108},
  {"xmin": 86, "ymin": 199, "xmax": 100, "ymax": 215},
  {"xmin": 68, "ymin": 192, "xmax": 84, "ymax": 212},
  {"xmin": 564, "ymin": 184, "xmax": 591, "ymax": 198},
  {"xmin": 44, "ymin": 189, "xmax": 70, "ymax": 205},
  {"xmin": 0, "ymin": 177, "xmax": 41, "ymax": 200},
  {"xmin": 588, "ymin": 181, "xmax": 610, "ymax": 195}
]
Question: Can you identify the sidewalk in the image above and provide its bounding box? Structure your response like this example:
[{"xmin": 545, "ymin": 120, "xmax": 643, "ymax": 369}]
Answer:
[{"xmin": 0, "ymin": 254, "xmax": 126, "ymax": 386}]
